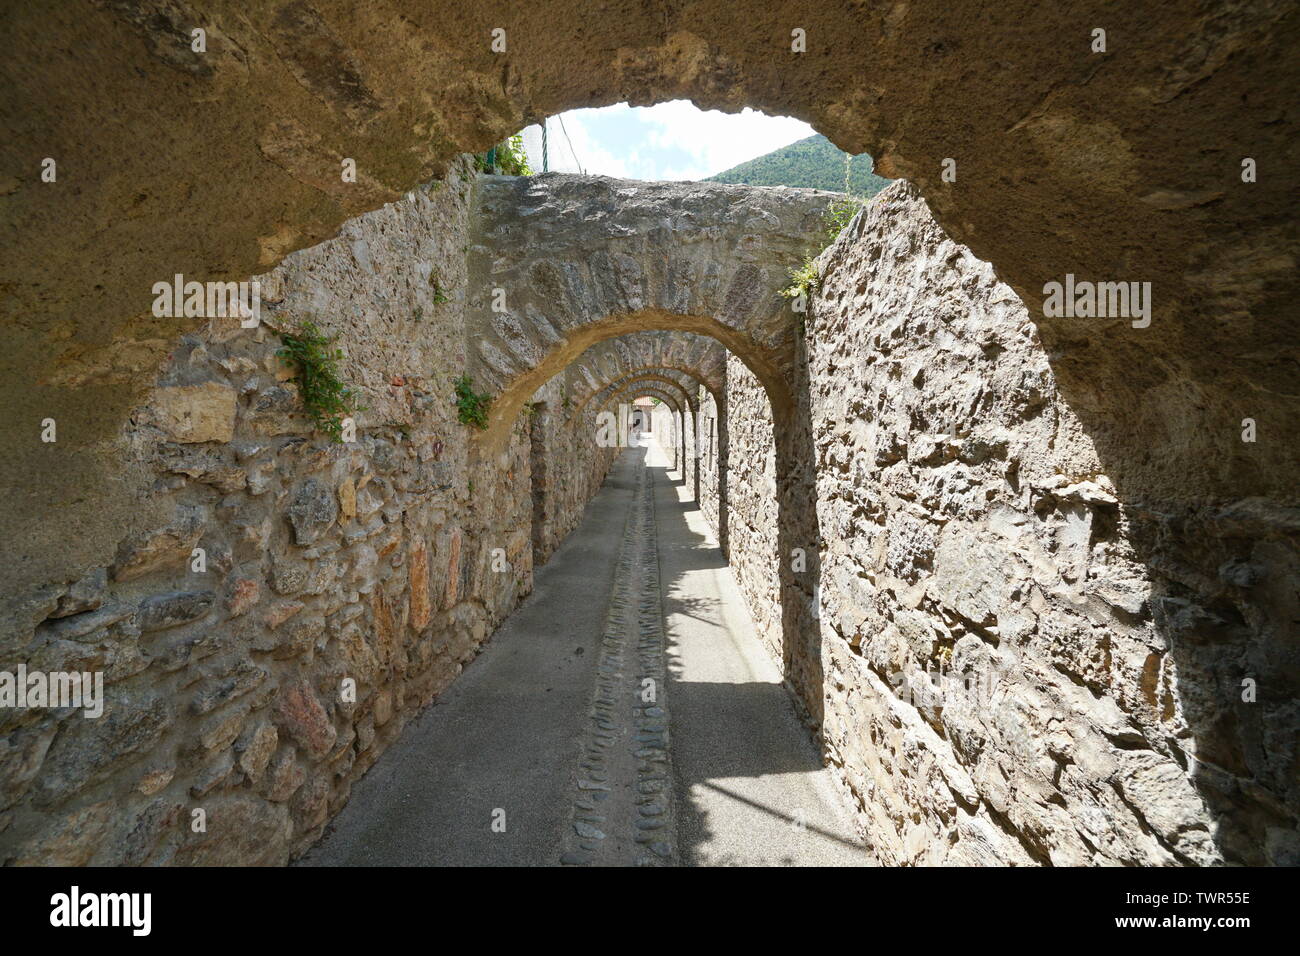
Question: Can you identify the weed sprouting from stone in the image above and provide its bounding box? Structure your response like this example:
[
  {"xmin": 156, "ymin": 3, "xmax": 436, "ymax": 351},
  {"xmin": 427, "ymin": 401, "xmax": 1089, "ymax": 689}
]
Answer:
[
  {"xmin": 782, "ymin": 198, "xmax": 864, "ymax": 301},
  {"xmin": 454, "ymin": 374, "xmax": 492, "ymax": 430},
  {"xmin": 276, "ymin": 321, "xmax": 362, "ymax": 443},
  {"xmin": 781, "ymin": 258, "xmax": 820, "ymax": 300},
  {"xmin": 823, "ymin": 197, "xmax": 862, "ymax": 241}
]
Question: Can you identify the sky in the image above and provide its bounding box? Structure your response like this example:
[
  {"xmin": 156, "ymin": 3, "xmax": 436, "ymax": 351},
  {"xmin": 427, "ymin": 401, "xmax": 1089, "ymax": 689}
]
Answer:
[{"xmin": 517, "ymin": 101, "xmax": 813, "ymax": 182}]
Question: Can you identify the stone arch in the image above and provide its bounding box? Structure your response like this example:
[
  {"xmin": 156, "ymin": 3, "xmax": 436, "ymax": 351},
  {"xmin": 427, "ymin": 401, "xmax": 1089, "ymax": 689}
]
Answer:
[
  {"xmin": 2, "ymin": 5, "xmax": 1296, "ymax": 869},
  {"xmin": 577, "ymin": 370, "xmax": 701, "ymax": 419},
  {"xmin": 536, "ymin": 332, "xmax": 723, "ymax": 505},
  {"xmin": 591, "ymin": 380, "xmax": 691, "ymax": 475},
  {"xmin": 480, "ymin": 313, "xmax": 792, "ymax": 450},
  {"xmin": 562, "ymin": 335, "xmax": 724, "ymax": 414},
  {"xmin": 13, "ymin": 4, "xmax": 1295, "ymax": 424},
  {"xmin": 6, "ymin": 6, "xmax": 1294, "ymax": 621},
  {"xmin": 494, "ymin": 302, "xmax": 812, "ymax": 709},
  {"xmin": 578, "ymin": 368, "xmax": 707, "ymax": 501},
  {"xmin": 478, "ymin": 271, "xmax": 816, "ymax": 710},
  {"xmin": 4, "ymin": 6, "xmax": 1296, "ymax": 612},
  {"xmin": 601, "ymin": 384, "xmax": 682, "ymax": 416},
  {"xmin": 597, "ymin": 384, "xmax": 684, "ymax": 425},
  {"xmin": 470, "ymin": 175, "xmax": 831, "ymax": 448}
]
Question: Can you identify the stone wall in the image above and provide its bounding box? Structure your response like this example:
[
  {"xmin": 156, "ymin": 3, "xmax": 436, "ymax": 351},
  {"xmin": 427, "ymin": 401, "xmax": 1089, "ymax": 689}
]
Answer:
[
  {"xmin": 649, "ymin": 404, "xmax": 684, "ymax": 474},
  {"xmin": 8, "ymin": 7, "xmax": 1295, "ymax": 604},
  {"xmin": 682, "ymin": 401, "xmax": 700, "ymax": 506},
  {"xmin": 528, "ymin": 378, "xmax": 619, "ymax": 566},
  {"xmin": 4, "ymin": 158, "xmax": 1293, "ymax": 867},
  {"xmin": 702, "ymin": 182, "xmax": 1298, "ymax": 866},
  {"xmin": 697, "ymin": 389, "xmax": 721, "ymax": 544},
  {"xmin": 0, "ymin": 160, "xmax": 615, "ymax": 865},
  {"xmin": 697, "ymin": 364, "xmax": 782, "ymax": 665}
]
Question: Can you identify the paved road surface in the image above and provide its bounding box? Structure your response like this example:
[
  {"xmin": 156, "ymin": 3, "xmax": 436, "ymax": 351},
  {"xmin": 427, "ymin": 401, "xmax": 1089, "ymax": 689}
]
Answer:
[{"xmin": 300, "ymin": 437, "xmax": 871, "ymax": 866}]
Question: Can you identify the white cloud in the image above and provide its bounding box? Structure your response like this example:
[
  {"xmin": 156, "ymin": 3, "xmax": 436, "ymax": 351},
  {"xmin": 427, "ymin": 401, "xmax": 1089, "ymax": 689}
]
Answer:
[
  {"xmin": 519, "ymin": 112, "xmax": 636, "ymax": 178},
  {"xmin": 640, "ymin": 101, "xmax": 812, "ymax": 179},
  {"xmin": 518, "ymin": 101, "xmax": 813, "ymax": 181}
]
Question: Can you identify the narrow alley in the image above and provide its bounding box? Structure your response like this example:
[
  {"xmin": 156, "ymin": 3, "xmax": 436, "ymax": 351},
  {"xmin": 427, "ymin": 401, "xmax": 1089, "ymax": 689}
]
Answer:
[{"xmin": 300, "ymin": 436, "xmax": 870, "ymax": 867}]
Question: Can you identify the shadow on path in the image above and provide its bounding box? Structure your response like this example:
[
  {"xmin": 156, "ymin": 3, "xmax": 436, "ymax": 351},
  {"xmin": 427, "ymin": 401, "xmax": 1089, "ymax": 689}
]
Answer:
[{"xmin": 650, "ymin": 441, "xmax": 872, "ymax": 866}]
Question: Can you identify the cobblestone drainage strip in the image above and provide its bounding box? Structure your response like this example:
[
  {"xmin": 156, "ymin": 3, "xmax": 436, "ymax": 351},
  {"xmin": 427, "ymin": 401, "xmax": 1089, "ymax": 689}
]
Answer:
[{"xmin": 560, "ymin": 466, "xmax": 675, "ymax": 866}]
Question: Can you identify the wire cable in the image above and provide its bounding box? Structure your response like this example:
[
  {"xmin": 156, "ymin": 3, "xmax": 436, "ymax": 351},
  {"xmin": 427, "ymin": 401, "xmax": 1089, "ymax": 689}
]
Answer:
[{"xmin": 557, "ymin": 114, "xmax": 584, "ymax": 174}]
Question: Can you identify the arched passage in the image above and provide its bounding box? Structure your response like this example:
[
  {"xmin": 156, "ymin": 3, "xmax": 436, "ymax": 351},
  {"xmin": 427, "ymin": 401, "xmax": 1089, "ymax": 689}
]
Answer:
[
  {"xmin": 4, "ymin": 5, "xmax": 1296, "ymax": 616},
  {"xmin": 468, "ymin": 174, "xmax": 828, "ymax": 451},
  {"xmin": 594, "ymin": 380, "xmax": 689, "ymax": 473},
  {"xmin": 479, "ymin": 314, "xmax": 792, "ymax": 451},
  {"xmin": 484, "ymin": 294, "xmax": 823, "ymax": 720},
  {"xmin": 578, "ymin": 368, "xmax": 705, "ymax": 498},
  {"xmin": 596, "ymin": 384, "xmax": 684, "ymax": 431},
  {"xmin": 471, "ymin": 163, "xmax": 832, "ymax": 715},
  {"xmin": 576, "ymin": 369, "xmax": 703, "ymax": 419},
  {"xmin": 1, "ymin": 6, "xmax": 1294, "ymax": 869}
]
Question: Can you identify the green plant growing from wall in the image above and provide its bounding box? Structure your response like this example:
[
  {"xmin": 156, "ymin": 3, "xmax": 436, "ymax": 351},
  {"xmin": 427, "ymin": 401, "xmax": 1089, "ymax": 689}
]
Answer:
[
  {"xmin": 824, "ymin": 197, "xmax": 863, "ymax": 241},
  {"xmin": 781, "ymin": 198, "xmax": 865, "ymax": 302},
  {"xmin": 475, "ymin": 133, "xmax": 533, "ymax": 176},
  {"xmin": 781, "ymin": 258, "xmax": 821, "ymax": 301},
  {"xmin": 276, "ymin": 321, "xmax": 362, "ymax": 443},
  {"xmin": 453, "ymin": 374, "xmax": 492, "ymax": 430}
]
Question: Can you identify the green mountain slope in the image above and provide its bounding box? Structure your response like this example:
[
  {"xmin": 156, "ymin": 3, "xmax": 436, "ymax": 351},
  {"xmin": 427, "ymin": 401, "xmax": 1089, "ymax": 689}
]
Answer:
[{"xmin": 706, "ymin": 133, "xmax": 890, "ymax": 196}]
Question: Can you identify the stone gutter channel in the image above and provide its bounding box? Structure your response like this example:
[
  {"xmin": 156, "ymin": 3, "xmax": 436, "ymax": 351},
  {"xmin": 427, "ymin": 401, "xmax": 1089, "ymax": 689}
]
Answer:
[{"xmin": 560, "ymin": 460, "xmax": 675, "ymax": 866}]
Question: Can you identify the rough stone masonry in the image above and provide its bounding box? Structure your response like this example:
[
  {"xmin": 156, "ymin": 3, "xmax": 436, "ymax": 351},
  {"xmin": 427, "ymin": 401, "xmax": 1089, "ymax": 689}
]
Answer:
[
  {"xmin": 696, "ymin": 182, "xmax": 1298, "ymax": 866},
  {"xmin": 4, "ymin": 1, "xmax": 1296, "ymax": 620},
  {"xmin": 1, "ymin": 164, "xmax": 1295, "ymax": 866},
  {"xmin": 0, "ymin": 160, "xmax": 625, "ymax": 864}
]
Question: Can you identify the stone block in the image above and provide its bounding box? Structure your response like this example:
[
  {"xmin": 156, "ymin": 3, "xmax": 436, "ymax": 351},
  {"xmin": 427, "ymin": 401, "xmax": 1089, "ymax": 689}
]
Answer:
[{"xmin": 151, "ymin": 382, "xmax": 237, "ymax": 443}]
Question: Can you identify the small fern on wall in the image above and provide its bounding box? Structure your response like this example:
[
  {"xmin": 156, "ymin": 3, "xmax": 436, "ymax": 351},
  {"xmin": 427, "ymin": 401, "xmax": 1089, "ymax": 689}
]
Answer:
[{"xmin": 276, "ymin": 321, "xmax": 362, "ymax": 442}]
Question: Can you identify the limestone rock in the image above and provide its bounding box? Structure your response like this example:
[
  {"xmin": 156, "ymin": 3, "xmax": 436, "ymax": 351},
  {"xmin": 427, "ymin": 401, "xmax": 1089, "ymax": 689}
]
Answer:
[
  {"xmin": 227, "ymin": 577, "xmax": 260, "ymax": 617},
  {"xmin": 409, "ymin": 540, "xmax": 431, "ymax": 632},
  {"xmin": 173, "ymin": 795, "xmax": 292, "ymax": 866},
  {"xmin": 49, "ymin": 568, "xmax": 108, "ymax": 619},
  {"xmin": 190, "ymin": 660, "xmax": 269, "ymax": 715},
  {"xmin": 151, "ymin": 382, "xmax": 237, "ymax": 443},
  {"xmin": 35, "ymin": 693, "xmax": 173, "ymax": 804},
  {"xmin": 287, "ymin": 478, "xmax": 338, "ymax": 545},
  {"xmin": 138, "ymin": 590, "xmax": 215, "ymax": 632},
  {"xmin": 237, "ymin": 723, "xmax": 279, "ymax": 782},
  {"xmin": 338, "ymin": 477, "xmax": 357, "ymax": 519},
  {"xmin": 263, "ymin": 750, "xmax": 307, "ymax": 803},
  {"xmin": 11, "ymin": 801, "xmax": 115, "ymax": 866},
  {"xmin": 112, "ymin": 509, "xmax": 206, "ymax": 581}
]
